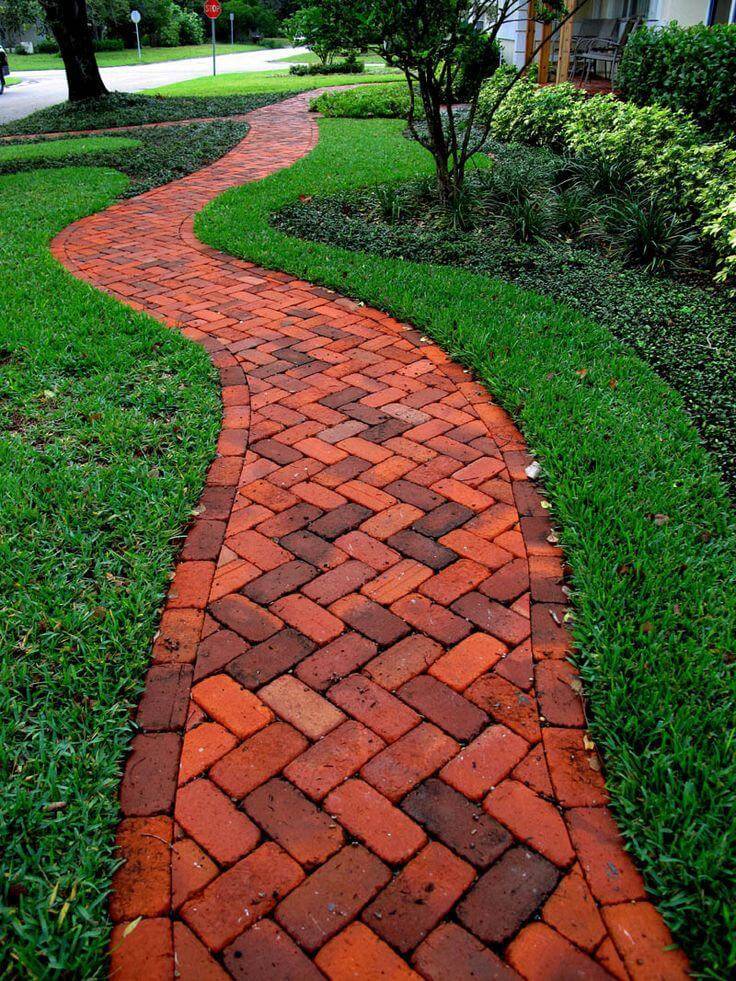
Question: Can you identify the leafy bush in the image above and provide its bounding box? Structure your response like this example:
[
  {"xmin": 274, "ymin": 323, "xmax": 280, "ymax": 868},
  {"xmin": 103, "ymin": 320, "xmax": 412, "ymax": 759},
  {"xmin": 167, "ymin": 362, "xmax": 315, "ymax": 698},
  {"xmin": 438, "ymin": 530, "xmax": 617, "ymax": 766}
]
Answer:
[
  {"xmin": 93, "ymin": 38, "xmax": 125, "ymax": 52},
  {"xmin": 158, "ymin": 15, "xmax": 181, "ymax": 47},
  {"xmin": 568, "ymin": 97, "xmax": 703, "ymax": 202},
  {"xmin": 618, "ymin": 23, "xmax": 736, "ymax": 135},
  {"xmin": 311, "ymin": 82, "xmax": 419, "ymax": 119},
  {"xmin": 290, "ymin": 55, "xmax": 364, "ymax": 76},
  {"xmin": 479, "ymin": 74, "xmax": 736, "ymax": 285},
  {"xmin": 179, "ymin": 11, "xmax": 205, "ymax": 45},
  {"xmin": 478, "ymin": 66, "xmax": 584, "ymax": 151},
  {"xmin": 221, "ymin": 1, "xmax": 280, "ymax": 41},
  {"xmin": 36, "ymin": 39, "xmax": 60, "ymax": 54}
]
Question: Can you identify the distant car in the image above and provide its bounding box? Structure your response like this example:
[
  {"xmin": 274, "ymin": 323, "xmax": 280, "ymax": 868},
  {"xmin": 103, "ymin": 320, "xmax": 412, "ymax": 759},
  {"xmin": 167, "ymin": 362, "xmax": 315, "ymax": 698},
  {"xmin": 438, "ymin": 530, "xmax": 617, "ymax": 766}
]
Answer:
[{"xmin": 0, "ymin": 46, "xmax": 9, "ymax": 95}]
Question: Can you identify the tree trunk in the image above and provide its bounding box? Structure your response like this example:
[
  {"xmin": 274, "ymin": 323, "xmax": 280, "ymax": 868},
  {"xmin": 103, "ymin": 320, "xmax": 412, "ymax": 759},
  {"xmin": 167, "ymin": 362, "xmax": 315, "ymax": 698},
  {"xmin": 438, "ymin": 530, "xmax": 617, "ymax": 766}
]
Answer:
[{"xmin": 40, "ymin": 0, "xmax": 107, "ymax": 101}]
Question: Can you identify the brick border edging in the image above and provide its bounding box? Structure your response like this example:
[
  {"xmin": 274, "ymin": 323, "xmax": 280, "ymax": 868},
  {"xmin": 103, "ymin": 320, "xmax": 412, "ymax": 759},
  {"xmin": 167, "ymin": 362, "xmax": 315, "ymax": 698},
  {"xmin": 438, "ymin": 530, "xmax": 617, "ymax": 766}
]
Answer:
[{"xmin": 49, "ymin": 91, "xmax": 689, "ymax": 980}]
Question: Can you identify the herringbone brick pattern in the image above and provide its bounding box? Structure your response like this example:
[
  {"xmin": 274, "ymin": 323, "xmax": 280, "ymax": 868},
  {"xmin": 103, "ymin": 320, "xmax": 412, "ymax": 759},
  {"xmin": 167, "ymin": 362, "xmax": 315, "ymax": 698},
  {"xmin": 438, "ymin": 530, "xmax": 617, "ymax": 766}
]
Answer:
[{"xmin": 52, "ymin": 92, "xmax": 689, "ymax": 980}]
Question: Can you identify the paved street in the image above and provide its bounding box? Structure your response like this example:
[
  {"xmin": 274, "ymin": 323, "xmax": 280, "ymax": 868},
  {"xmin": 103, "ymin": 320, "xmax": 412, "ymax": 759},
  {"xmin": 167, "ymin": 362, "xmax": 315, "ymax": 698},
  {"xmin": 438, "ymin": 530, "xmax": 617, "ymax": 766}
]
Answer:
[{"xmin": 0, "ymin": 46, "xmax": 305, "ymax": 124}]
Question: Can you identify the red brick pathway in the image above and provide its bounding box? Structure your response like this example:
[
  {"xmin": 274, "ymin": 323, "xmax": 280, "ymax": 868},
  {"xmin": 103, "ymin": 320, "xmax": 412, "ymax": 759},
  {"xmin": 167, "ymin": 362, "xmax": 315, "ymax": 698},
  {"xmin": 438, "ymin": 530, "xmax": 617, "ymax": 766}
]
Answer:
[{"xmin": 52, "ymin": 92, "xmax": 689, "ymax": 980}]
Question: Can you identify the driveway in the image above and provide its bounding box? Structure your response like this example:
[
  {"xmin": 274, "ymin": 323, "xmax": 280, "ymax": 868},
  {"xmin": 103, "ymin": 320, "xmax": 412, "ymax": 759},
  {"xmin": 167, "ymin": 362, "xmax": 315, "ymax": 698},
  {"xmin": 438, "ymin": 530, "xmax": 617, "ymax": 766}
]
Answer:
[{"xmin": 0, "ymin": 46, "xmax": 306, "ymax": 125}]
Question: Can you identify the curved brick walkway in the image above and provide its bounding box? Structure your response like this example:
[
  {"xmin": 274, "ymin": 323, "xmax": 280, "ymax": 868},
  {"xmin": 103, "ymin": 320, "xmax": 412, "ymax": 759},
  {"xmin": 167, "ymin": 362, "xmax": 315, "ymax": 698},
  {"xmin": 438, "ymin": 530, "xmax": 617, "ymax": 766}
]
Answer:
[{"xmin": 52, "ymin": 93, "xmax": 688, "ymax": 980}]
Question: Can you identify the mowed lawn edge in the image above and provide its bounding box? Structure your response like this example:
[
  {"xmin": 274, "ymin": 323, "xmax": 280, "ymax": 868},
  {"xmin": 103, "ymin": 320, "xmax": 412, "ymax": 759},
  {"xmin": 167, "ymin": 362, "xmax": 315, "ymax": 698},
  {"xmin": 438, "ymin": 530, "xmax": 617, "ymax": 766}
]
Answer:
[
  {"xmin": 196, "ymin": 115, "xmax": 736, "ymax": 974},
  {"xmin": 0, "ymin": 166, "xmax": 218, "ymax": 976}
]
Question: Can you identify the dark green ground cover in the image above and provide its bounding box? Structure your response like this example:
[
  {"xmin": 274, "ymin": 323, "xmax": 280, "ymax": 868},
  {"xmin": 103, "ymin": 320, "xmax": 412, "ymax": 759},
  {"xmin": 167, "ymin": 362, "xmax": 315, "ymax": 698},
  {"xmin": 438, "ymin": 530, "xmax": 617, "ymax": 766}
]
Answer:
[
  {"xmin": 0, "ymin": 91, "xmax": 287, "ymax": 136},
  {"xmin": 198, "ymin": 114, "xmax": 736, "ymax": 976}
]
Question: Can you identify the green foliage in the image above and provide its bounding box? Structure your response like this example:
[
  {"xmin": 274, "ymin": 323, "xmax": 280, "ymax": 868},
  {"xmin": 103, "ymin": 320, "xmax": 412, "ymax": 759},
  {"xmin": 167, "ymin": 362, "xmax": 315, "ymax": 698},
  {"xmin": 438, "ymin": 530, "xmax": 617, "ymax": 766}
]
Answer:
[
  {"xmin": 36, "ymin": 39, "xmax": 60, "ymax": 53},
  {"xmin": 478, "ymin": 66, "xmax": 584, "ymax": 151},
  {"xmin": 597, "ymin": 194, "xmax": 699, "ymax": 275},
  {"xmin": 618, "ymin": 22, "xmax": 736, "ymax": 136},
  {"xmin": 568, "ymin": 97, "xmax": 703, "ymax": 202},
  {"xmin": 198, "ymin": 115, "xmax": 736, "ymax": 974},
  {"xmin": 479, "ymin": 75, "xmax": 736, "ymax": 286},
  {"xmin": 311, "ymin": 81, "xmax": 416, "ymax": 118},
  {"xmin": 178, "ymin": 9, "xmax": 205, "ymax": 44},
  {"xmin": 290, "ymin": 53, "xmax": 364, "ymax": 75},
  {"xmin": 221, "ymin": 1, "xmax": 279, "ymax": 41},
  {"xmin": 0, "ymin": 0, "xmax": 41, "ymax": 41},
  {"xmin": 285, "ymin": 0, "xmax": 370, "ymax": 65}
]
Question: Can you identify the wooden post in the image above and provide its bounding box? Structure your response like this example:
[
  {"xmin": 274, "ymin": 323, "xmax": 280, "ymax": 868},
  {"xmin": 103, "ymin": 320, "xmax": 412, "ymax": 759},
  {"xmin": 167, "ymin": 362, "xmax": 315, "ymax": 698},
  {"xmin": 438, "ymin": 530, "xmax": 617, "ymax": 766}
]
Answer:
[
  {"xmin": 538, "ymin": 20, "xmax": 553, "ymax": 84},
  {"xmin": 524, "ymin": 1, "xmax": 536, "ymax": 69},
  {"xmin": 555, "ymin": 16, "xmax": 574, "ymax": 82}
]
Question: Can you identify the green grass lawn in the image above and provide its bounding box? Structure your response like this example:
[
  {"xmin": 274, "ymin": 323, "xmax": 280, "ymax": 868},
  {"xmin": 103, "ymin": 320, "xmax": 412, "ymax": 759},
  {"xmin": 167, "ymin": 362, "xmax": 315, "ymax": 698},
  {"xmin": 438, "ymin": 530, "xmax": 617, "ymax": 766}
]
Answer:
[
  {"xmin": 197, "ymin": 115, "xmax": 736, "ymax": 975},
  {"xmin": 0, "ymin": 145, "xmax": 222, "ymax": 973},
  {"xmin": 149, "ymin": 67, "xmax": 401, "ymax": 97},
  {"xmin": 6, "ymin": 42, "xmax": 262, "ymax": 72},
  {"xmin": 0, "ymin": 135, "xmax": 139, "ymax": 163}
]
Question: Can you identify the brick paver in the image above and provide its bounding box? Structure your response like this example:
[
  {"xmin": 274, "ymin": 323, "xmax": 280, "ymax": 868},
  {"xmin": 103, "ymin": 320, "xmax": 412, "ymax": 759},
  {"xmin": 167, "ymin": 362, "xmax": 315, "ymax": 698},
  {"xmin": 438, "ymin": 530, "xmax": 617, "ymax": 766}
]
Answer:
[{"xmin": 51, "ymin": 92, "xmax": 689, "ymax": 979}]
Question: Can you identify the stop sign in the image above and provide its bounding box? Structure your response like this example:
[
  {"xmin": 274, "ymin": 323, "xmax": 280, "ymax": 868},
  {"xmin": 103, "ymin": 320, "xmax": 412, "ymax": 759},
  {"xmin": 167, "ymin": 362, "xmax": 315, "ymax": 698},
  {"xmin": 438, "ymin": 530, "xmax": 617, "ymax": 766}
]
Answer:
[{"xmin": 204, "ymin": 0, "xmax": 221, "ymax": 17}]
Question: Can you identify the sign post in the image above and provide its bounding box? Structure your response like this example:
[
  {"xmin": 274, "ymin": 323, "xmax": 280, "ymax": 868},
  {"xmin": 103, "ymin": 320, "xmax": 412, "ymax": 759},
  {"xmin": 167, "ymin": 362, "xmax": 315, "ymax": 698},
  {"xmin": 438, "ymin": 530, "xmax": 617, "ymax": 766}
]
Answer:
[
  {"xmin": 204, "ymin": 0, "xmax": 222, "ymax": 76},
  {"xmin": 130, "ymin": 10, "xmax": 142, "ymax": 62}
]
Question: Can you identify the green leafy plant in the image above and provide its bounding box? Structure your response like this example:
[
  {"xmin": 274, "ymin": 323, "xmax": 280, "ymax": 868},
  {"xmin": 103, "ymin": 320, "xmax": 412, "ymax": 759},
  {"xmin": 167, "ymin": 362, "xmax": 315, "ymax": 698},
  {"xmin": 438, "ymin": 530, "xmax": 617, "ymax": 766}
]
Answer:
[
  {"xmin": 597, "ymin": 194, "xmax": 700, "ymax": 275},
  {"xmin": 618, "ymin": 22, "xmax": 736, "ymax": 135},
  {"xmin": 551, "ymin": 187, "xmax": 590, "ymax": 237},
  {"xmin": 501, "ymin": 193, "xmax": 554, "ymax": 242}
]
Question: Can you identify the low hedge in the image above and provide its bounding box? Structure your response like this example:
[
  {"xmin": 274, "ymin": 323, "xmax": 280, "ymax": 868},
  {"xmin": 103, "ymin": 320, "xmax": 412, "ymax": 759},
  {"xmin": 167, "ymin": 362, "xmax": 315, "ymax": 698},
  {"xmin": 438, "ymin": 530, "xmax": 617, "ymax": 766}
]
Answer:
[
  {"xmin": 311, "ymin": 81, "xmax": 418, "ymax": 119},
  {"xmin": 618, "ymin": 22, "xmax": 736, "ymax": 136}
]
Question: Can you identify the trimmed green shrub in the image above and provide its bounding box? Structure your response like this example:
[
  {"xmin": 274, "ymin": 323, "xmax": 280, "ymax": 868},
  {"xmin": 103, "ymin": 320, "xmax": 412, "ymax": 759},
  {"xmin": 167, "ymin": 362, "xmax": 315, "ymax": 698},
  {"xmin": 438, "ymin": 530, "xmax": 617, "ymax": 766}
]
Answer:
[
  {"xmin": 93, "ymin": 38, "xmax": 125, "ymax": 52},
  {"xmin": 619, "ymin": 23, "xmax": 736, "ymax": 135},
  {"xmin": 290, "ymin": 55, "xmax": 364, "ymax": 76},
  {"xmin": 36, "ymin": 39, "xmax": 60, "ymax": 54},
  {"xmin": 311, "ymin": 82, "xmax": 419, "ymax": 119}
]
